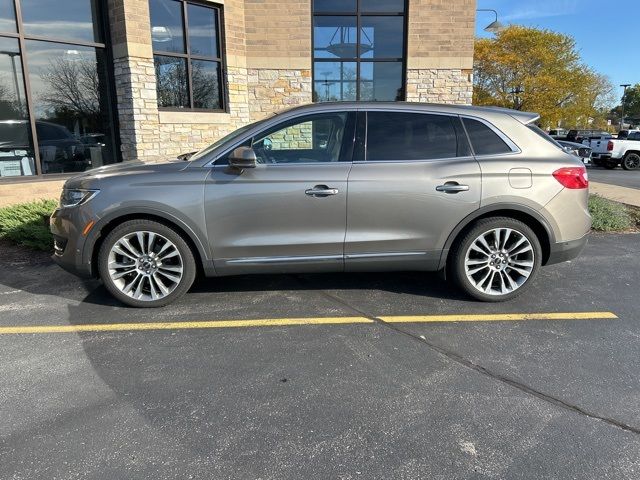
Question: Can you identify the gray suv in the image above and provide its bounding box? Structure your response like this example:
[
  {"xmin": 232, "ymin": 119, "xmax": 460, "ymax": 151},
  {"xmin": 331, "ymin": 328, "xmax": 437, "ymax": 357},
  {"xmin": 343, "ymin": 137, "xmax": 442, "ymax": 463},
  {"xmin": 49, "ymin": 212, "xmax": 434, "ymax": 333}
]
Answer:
[{"xmin": 50, "ymin": 103, "xmax": 591, "ymax": 307}]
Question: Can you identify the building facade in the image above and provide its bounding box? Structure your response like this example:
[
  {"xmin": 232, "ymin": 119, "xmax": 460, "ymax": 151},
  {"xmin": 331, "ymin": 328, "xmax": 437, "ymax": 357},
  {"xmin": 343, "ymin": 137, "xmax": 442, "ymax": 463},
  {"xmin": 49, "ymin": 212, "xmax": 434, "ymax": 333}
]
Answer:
[{"xmin": 0, "ymin": 0, "xmax": 475, "ymax": 205}]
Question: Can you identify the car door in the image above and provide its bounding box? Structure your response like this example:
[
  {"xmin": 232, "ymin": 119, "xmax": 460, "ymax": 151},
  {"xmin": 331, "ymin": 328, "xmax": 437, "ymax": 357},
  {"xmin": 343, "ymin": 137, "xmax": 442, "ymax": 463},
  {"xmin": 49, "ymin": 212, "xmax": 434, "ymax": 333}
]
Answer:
[
  {"xmin": 204, "ymin": 111, "xmax": 355, "ymax": 275},
  {"xmin": 344, "ymin": 110, "xmax": 481, "ymax": 271}
]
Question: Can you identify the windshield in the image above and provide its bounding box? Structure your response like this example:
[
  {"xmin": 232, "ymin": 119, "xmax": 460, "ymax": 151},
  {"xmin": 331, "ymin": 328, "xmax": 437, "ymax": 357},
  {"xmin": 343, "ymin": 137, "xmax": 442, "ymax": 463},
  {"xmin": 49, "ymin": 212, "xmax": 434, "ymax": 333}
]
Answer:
[{"xmin": 189, "ymin": 118, "xmax": 269, "ymax": 161}]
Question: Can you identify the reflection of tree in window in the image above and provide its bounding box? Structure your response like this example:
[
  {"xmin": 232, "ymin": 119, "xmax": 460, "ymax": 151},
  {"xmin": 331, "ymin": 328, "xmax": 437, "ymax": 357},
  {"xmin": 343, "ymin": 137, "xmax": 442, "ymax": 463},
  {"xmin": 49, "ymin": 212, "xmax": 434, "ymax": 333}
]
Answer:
[
  {"xmin": 154, "ymin": 57, "xmax": 220, "ymax": 109},
  {"xmin": 40, "ymin": 58, "xmax": 101, "ymax": 117},
  {"xmin": 0, "ymin": 75, "xmax": 26, "ymax": 120}
]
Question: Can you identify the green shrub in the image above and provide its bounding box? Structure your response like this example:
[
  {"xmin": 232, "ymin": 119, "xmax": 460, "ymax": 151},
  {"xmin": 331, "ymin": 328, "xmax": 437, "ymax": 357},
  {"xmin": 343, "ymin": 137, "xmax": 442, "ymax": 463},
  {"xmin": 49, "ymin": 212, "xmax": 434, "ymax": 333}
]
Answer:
[
  {"xmin": 0, "ymin": 199, "xmax": 57, "ymax": 251},
  {"xmin": 588, "ymin": 195, "xmax": 631, "ymax": 232}
]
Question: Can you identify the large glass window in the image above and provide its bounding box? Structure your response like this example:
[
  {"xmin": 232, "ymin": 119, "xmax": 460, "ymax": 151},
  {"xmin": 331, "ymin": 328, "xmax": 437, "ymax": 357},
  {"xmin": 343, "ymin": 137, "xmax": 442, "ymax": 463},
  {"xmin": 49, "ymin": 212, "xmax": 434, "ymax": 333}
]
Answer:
[
  {"xmin": 0, "ymin": 0, "xmax": 117, "ymax": 179},
  {"xmin": 312, "ymin": 0, "xmax": 406, "ymax": 102},
  {"xmin": 0, "ymin": 37, "xmax": 34, "ymax": 177},
  {"xmin": 150, "ymin": 0, "xmax": 224, "ymax": 111},
  {"xmin": 0, "ymin": 0, "xmax": 17, "ymax": 33},
  {"xmin": 19, "ymin": 0, "xmax": 103, "ymax": 43}
]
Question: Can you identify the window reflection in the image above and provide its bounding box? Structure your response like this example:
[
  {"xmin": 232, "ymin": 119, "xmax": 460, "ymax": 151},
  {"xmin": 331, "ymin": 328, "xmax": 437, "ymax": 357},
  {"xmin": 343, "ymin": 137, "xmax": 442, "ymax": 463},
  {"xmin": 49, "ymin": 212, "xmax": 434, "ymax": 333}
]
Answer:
[
  {"xmin": 360, "ymin": 16, "xmax": 404, "ymax": 58},
  {"xmin": 0, "ymin": 37, "xmax": 35, "ymax": 177},
  {"xmin": 192, "ymin": 60, "xmax": 221, "ymax": 109},
  {"xmin": 187, "ymin": 4, "xmax": 218, "ymax": 57},
  {"xmin": 359, "ymin": 62, "xmax": 403, "ymax": 101},
  {"xmin": 154, "ymin": 55, "xmax": 189, "ymax": 108},
  {"xmin": 150, "ymin": 0, "xmax": 185, "ymax": 54},
  {"xmin": 360, "ymin": 0, "xmax": 405, "ymax": 13},
  {"xmin": 313, "ymin": 16, "xmax": 357, "ymax": 59},
  {"xmin": 24, "ymin": 40, "xmax": 115, "ymax": 174},
  {"xmin": 313, "ymin": 61, "xmax": 357, "ymax": 102},
  {"xmin": 0, "ymin": 0, "xmax": 17, "ymax": 33},
  {"xmin": 20, "ymin": 0, "xmax": 102, "ymax": 43},
  {"xmin": 312, "ymin": 0, "xmax": 356, "ymax": 13}
]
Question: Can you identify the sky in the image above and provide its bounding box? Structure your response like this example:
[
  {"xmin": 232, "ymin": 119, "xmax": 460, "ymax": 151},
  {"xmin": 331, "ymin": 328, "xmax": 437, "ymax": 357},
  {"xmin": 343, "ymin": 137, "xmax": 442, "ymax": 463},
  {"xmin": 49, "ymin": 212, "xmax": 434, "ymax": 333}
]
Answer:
[{"xmin": 475, "ymin": 0, "xmax": 639, "ymax": 104}]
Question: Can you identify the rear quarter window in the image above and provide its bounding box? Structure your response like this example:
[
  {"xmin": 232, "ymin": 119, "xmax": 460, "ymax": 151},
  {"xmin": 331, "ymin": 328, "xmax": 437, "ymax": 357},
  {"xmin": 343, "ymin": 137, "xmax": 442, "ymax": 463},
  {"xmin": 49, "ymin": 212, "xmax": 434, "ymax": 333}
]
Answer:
[{"xmin": 462, "ymin": 118, "xmax": 513, "ymax": 155}]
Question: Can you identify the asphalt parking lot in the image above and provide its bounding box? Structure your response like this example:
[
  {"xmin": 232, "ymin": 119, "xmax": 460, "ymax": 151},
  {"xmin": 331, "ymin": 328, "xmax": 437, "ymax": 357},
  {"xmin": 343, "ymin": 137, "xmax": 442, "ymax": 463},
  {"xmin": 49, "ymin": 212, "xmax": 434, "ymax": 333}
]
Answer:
[
  {"xmin": 1, "ymin": 233, "xmax": 639, "ymax": 479},
  {"xmin": 589, "ymin": 167, "xmax": 640, "ymax": 190}
]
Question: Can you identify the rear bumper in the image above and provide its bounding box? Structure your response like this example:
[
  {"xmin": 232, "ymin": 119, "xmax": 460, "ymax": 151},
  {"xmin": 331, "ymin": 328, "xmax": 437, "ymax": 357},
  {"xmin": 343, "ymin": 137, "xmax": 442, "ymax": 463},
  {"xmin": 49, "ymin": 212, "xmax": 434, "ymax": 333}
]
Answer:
[{"xmin": 546, "ymin": 235, "xmax": 588, "ymax": 265}]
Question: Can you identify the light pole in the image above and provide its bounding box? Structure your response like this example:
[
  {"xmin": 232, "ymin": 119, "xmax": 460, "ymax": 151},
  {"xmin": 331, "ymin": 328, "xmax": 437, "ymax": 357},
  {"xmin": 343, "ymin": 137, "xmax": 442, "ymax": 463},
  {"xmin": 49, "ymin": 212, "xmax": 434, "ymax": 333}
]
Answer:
[
  {"xmin": 0, "ymin": 50, "xmax": 23, "ymax": 113},
  {"xmin": 476, "ymin": 9, "xmax": 504, "ymax": 33},
  {"xmin": 620, "ymin": 84, "xmax": 631, "ymax": 131}
]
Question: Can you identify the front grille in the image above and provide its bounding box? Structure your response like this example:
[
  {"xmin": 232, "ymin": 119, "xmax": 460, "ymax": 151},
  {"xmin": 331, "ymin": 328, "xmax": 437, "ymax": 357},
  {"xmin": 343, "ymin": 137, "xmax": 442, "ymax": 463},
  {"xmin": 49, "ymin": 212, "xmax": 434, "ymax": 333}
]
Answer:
[{"xmin": 578, "ymin": 148, "xmax": 591, "ymax": 158}]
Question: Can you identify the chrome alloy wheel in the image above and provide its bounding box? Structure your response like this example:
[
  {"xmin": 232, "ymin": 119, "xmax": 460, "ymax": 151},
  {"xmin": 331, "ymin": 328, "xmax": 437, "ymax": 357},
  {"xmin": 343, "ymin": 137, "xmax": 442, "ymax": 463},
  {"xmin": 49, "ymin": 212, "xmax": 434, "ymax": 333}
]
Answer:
[
  {"xmin": 107, "ymin": 231, "xmax": 184, "ymax": 301},
  {"xmin": 464, "ymin": 228, "xmax": 534, "ymax": 296}
]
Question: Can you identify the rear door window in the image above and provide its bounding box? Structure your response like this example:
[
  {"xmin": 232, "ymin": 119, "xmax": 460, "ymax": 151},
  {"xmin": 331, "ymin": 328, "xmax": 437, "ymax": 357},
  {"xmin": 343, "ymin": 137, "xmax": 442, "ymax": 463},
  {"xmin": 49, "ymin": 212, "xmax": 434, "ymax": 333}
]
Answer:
[
  {"xmin": 462, "ymin": 118, "xmax": 513, "ymax": 156},
  {"xmin": 365, "ymin": 112, "xmax": 469, "ymax": 161}
]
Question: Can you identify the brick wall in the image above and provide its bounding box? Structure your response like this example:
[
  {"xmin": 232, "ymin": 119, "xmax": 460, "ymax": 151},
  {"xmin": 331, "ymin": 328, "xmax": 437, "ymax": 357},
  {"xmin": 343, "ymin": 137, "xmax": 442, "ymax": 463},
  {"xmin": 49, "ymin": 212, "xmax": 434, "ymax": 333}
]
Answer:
[{"xmin": 406, "ymin": 0, "xmax": 476, "ymax": 69}]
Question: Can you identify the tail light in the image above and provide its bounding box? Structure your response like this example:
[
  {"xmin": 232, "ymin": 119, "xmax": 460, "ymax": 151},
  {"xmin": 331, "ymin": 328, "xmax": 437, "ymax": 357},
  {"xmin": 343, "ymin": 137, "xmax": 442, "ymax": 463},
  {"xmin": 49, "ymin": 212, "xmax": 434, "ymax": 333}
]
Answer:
[
  {"xmin": 553, "ymin": 166, "xmax": 589, "ymax": 189},
  {"xmin": 607, "ymin": 140, "xmax": 614, "ymax": 151}
]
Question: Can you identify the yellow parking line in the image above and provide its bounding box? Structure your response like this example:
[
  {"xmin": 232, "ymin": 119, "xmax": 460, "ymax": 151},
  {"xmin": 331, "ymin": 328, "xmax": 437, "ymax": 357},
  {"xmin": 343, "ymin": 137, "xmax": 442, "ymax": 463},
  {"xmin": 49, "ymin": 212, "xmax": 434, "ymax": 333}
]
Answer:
[
  {"xmin": 0, "ymin": 316, "xmax": 373, "ymax": 335},
  {"xmin": 380, "ymin": 312, "xmax": 618, "ymax": 323},
  {"xmin": 0, "ymin": 312, "xmax": 617, "ymax": 335}
]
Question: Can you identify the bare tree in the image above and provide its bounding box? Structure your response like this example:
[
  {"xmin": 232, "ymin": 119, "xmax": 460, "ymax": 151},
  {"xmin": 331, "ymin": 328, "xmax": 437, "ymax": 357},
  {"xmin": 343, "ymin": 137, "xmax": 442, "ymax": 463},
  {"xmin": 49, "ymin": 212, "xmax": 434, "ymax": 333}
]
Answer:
[{"xmin": 39, "ymin": 58, "xmax": 101, "ymax": 117}]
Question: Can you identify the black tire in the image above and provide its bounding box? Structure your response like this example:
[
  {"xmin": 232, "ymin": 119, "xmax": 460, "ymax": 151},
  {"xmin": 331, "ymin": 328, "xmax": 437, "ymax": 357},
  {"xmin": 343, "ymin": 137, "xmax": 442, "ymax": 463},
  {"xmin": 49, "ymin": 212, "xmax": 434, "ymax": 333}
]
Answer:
[
  {"xmin": 98, "ymin": 219, "xmax": 196, "ymax": 307},
  {"xmin": 449, "ymin": 217, "xmax": 543, "ymax": 302},
  {"xmin": 622, "ymin": 152, "xmax": 640, "ymax": 171}
]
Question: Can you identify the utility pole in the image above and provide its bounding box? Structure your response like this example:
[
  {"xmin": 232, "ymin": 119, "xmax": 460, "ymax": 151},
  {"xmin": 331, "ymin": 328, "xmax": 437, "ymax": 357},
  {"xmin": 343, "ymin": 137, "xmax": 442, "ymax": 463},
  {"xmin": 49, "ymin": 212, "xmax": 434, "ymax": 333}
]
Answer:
[{"xmin": 620, "ymin": 84, "xmax": 631, "ymax": 131}]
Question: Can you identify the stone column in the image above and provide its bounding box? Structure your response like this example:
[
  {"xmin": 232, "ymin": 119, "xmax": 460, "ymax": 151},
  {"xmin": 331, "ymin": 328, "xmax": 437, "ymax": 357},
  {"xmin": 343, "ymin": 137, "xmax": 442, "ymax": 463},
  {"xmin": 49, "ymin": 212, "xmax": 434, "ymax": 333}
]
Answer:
[{"xmin": 107, "ymin": 0, "xmax": 161, "ymax": 162}]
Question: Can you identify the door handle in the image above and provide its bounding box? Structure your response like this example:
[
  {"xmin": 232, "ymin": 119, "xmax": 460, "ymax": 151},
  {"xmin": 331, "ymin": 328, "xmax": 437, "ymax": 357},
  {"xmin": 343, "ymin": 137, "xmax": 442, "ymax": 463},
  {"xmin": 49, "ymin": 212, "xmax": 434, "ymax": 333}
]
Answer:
[
  {"xmin": 305, "ymin": 185, "xmax": 339, "ymax": 197},
  {"xmin": 436, "ymin": 182, "xmax": 470, "ymax": 194}
]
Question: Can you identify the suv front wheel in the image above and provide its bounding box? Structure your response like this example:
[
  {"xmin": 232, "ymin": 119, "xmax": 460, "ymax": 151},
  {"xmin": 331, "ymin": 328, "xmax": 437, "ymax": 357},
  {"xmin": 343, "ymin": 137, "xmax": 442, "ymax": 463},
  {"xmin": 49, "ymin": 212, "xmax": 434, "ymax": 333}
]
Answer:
[
  {"xmin": 98, "ymin": 219, "xmax": 196, "ymax": 307},
  {"xmin": 450, "ymin": 217, "xmax": 542, "ymax": 302}
]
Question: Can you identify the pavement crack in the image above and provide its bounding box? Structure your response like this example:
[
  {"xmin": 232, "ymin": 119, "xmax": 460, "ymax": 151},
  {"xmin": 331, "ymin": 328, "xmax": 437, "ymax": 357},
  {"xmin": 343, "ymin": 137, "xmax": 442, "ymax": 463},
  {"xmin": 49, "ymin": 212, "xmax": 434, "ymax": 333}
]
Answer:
[{"xmin": 299, "ymin": 279, "xmax": 640, "ymax": 436}]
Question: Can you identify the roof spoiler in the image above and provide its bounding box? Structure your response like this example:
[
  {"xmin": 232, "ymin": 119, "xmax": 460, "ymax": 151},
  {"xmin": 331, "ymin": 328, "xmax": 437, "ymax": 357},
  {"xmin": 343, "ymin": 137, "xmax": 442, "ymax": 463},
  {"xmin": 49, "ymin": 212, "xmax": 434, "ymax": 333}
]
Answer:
[{"xmin": 509, "ymin": 111, "xmax": 540, "ymax": 125}]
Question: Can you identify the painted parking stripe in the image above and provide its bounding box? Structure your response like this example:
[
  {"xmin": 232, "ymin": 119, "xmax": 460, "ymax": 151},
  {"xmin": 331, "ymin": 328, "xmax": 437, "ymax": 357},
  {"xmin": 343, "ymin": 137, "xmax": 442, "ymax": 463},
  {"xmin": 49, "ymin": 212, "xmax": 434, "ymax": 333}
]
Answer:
[
  {"xmin": 0, "ymin": 316, "xmax": 373, "ymax": 334},
  {"xmin": 0, "ymin": 312, "xmax": 617, "ymax": 335},
  {"xmin": 380, "ymin": 312, "xmax": 618, "ymax": 323}
]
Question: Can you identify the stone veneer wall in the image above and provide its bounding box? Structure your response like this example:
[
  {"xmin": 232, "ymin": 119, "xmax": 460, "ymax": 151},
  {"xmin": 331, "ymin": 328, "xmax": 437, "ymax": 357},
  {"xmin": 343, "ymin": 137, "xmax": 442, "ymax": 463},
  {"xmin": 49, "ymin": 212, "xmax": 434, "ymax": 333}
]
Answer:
[
  {"xmin": 247, "ymin": 69, "xmax": 312, "ymax": 121},
  {"xmin": 405, "ymin": 69, "xmax": 473, "ymax": 105},
  {"xmin": 113, "ymin": 56, "xmax": 161, "ymax": 162}
]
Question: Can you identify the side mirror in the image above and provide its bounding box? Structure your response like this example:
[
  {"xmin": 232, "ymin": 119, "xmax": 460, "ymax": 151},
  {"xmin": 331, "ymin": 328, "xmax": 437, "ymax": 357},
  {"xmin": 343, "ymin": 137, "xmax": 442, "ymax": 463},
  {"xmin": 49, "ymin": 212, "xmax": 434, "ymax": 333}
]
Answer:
[{"xmin": 228, "ymin": 146, "xmax": 257, "ymax": 170}]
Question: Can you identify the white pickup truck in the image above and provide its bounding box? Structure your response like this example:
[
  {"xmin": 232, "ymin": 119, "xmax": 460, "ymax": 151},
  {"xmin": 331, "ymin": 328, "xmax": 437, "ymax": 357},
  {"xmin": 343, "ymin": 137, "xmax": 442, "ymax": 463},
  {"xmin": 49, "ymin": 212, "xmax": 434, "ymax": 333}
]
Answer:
[{"xmin": 590, "ymin": 130, "xmax": 640, "ymax": 170}]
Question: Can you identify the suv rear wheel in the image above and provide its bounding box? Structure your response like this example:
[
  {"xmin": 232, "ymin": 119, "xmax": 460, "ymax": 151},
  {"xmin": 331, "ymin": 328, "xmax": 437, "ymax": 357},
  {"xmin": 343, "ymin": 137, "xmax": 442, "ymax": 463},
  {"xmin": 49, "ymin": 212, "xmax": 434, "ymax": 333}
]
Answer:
[
  {"xmin": 98, "ymin": 219, "xmax": 196, "ymax": 307},
  {"xmin": 450, "ymin": 217, "xmax": 542, "ymax": 302}
]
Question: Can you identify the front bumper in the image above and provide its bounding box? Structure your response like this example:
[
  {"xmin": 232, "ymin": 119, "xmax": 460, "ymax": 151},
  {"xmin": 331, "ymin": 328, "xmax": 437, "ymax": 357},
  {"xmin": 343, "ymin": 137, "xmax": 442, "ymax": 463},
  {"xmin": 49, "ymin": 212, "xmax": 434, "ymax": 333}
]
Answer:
[
  {"xmin": 50, "ymin": 207, "xmax": 94, "ymax": 278},
  {"xmin": 546, "ymin": 235, "xmax": 588, "ymax": 265}
]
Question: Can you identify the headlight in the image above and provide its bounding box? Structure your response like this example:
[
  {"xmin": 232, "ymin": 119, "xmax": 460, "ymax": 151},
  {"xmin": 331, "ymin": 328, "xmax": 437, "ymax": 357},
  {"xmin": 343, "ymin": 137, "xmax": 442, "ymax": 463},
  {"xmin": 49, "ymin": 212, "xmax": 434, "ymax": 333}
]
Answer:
[{"xmin": 59, "ymin": 189, "xmax": 99, "ymax": 208}]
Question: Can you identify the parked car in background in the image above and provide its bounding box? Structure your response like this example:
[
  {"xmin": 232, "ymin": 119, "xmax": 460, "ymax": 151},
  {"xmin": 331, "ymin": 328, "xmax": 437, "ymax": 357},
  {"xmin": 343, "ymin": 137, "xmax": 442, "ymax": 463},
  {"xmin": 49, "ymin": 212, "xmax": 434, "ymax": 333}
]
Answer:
[
  {"xmin": 51, "ymin": 103, "xmax": 591, "ymax": 307},
  {"xmin": 557, "ymin": 140, "xmax": 592, "ymax": 165},
  {"xmin": 549, "ymin": 128, "xmax": 568, "ymax": 139},
  {"xmin": 566, "ymin": 129, "xmax": 610, "ymax": 143},
  {"xmin": 590, "ymin": 131, "xmax": 640, "ymax": 170}
]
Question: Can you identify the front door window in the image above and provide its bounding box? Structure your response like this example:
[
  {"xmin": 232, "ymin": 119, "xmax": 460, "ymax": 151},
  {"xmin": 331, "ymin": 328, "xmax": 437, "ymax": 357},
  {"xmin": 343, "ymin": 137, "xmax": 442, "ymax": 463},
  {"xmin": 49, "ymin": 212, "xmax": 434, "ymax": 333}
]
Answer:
[{"xmin": 252, "ymin": 113, "xmax": 349, "ymax": 164}]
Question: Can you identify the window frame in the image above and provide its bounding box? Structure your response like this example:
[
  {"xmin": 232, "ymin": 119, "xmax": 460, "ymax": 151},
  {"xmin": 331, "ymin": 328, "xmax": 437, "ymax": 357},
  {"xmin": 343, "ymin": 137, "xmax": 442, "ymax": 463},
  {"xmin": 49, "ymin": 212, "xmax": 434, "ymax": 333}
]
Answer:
[
  {"xmin": 311, "ymin": 0, "xmax": 408, "ymax": 102},
  {"xmin": 0, "ymin": 0, "xmax": 121, "ymax": 182},
  {"xmin": 151, "ymin": 0, "xmax": 227, "ymax": 113}
]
